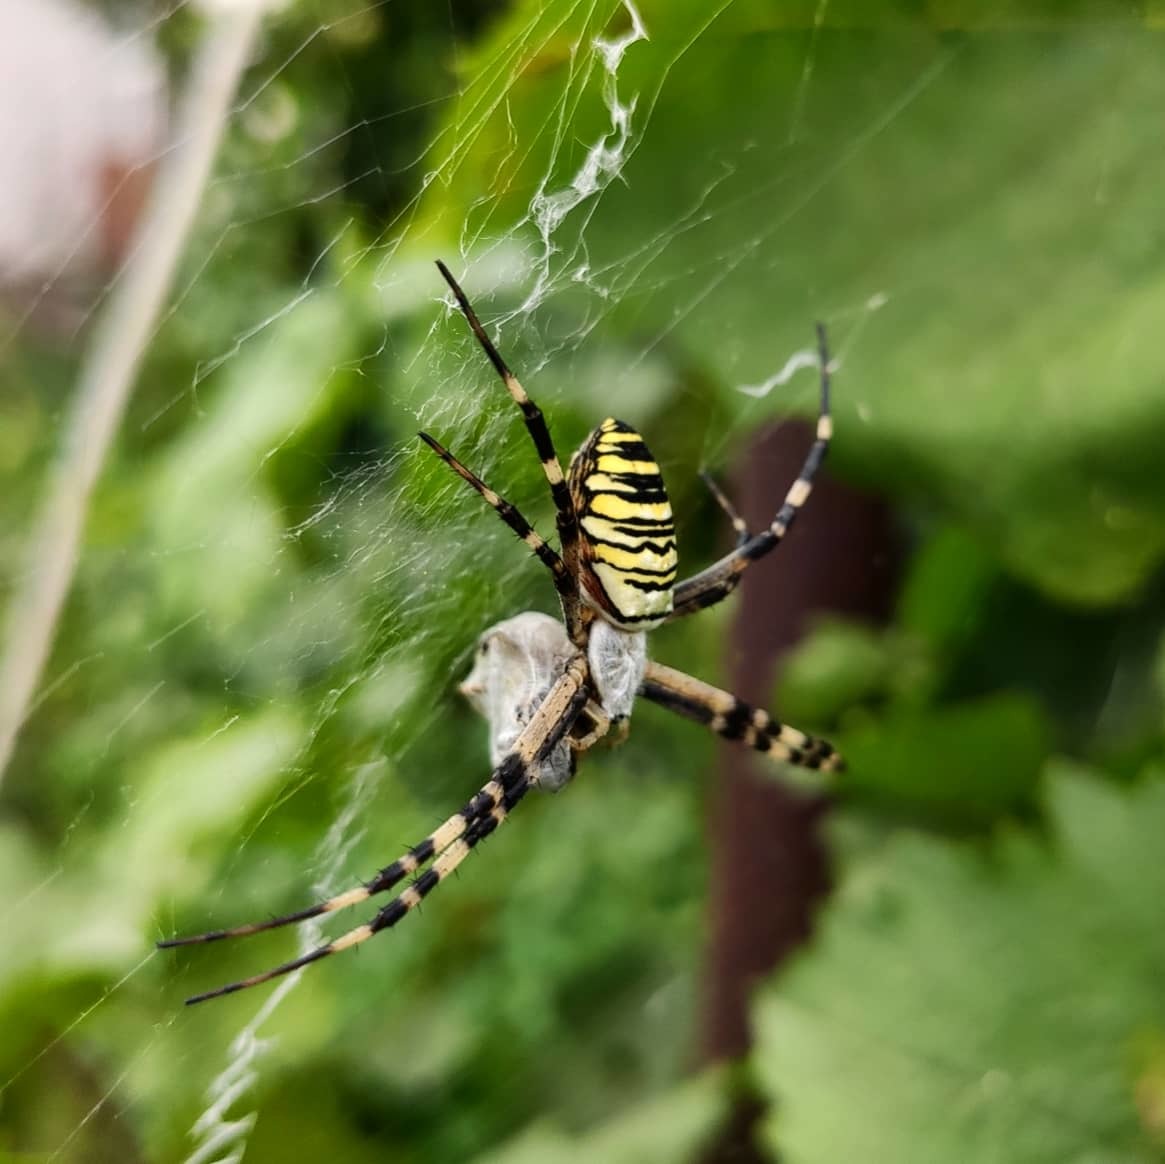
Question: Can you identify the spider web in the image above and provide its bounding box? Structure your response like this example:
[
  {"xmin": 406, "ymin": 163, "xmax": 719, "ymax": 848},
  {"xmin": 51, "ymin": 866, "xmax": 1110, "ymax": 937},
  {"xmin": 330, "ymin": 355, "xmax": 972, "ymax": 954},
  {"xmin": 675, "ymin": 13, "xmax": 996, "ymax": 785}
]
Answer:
[
  {"xmin": 1, "ymin": 3, "xmax": 949, "ymax": 1157},
  {"xmin": 7, "ymin": 0, "xmax": 1139, "ymax": 1159}
]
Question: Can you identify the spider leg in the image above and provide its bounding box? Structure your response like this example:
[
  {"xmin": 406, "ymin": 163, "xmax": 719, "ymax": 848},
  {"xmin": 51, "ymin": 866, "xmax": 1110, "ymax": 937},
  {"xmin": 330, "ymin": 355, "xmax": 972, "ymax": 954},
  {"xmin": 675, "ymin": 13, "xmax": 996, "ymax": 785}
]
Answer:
[
  {"xmin": 569, "ymin": 699, "xmax": 611, "ymax": 751},
  {"xmin": 669, "ymin": 325, "xmax": 833, "ymax": 621},
  {"xmin": 417, "ymin": 432, "xmax": 574, "ymax": 615},
  {"xmin": 698, "ymin": 470, "xmax": 750, "ymax": 549},
  {"xmin": 181, "ymin": 792, "xmax": 517, "ymax": 1005},
  {"xmin": 639, "ymin": 659, "xmax": 844, "ymax": 775},
  {"xmin": 435, "ymin": 260, "xmax": 582, "ymax": 638},
  {"xmin": 172, "ymin": 655, "xmax": 590, "ymax": 1005},
  {"xmin": 158, "ymin": 776, "xmax": 506, "ymax": 949}
]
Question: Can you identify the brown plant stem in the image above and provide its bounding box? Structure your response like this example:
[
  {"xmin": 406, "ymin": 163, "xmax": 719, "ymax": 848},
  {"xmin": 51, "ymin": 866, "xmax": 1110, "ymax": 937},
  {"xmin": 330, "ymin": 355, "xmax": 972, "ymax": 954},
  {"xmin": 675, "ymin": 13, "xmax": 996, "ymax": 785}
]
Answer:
[{"xmin": 698, "ymin": 418, "xmax": 899, "ymax": 1162}]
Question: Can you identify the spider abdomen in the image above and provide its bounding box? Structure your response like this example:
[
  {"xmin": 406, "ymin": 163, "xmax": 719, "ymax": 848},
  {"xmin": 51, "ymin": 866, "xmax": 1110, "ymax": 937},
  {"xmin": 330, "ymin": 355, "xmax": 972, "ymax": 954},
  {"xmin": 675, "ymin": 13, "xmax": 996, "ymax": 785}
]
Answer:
[{"xmin": 569, "ymin": 418, "xmax": 676, "ymax": 629}]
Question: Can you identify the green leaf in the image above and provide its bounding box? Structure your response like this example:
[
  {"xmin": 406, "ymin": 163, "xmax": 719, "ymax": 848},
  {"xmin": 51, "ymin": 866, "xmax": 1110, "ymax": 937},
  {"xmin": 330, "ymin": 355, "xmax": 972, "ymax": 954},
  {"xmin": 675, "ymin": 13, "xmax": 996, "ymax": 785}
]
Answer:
[
  {"xmin": 898, "ymin": 527, "xmax": 1000, "ymax": 657},
  {"xmin": 777, "ymin": 621, "xmax": 936, "ymax": 723},
  {"xmin": 755, "ymin": 766, "xmax": 1165, "ymax": 1163},
  {"xmin": 839, "ymin": 692, "xmax": 1049, "ymax": 824},
  {"xmin": 474, "ymin": 1074, "xmax": 724, "ymax": 1164},
  {"xmin": 148, "ymin": 290, "xmax": 362, "ymax": 633},
  {"xmin": 421, "ymin": 3, "xmax": 1165, "ymax": 606}
]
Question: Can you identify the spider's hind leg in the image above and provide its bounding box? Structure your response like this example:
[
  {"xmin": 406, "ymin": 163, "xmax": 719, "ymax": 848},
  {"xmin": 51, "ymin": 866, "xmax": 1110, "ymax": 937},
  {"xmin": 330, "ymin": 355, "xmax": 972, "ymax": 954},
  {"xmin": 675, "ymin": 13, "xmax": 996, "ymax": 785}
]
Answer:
[
  {"xmin": 418, "ymin": 433, "xmax": 575, "ymax": 621},
  {"xmin": 699, "ymin": 470, "xmax": 750, "ymax": 549},
  {"xmin": 669, "ymin": 325, "xmax": 834, "ymax": 621},
  {"xmin": 435, "ymin": 260, "xmax": 583, "ymax": 637}
]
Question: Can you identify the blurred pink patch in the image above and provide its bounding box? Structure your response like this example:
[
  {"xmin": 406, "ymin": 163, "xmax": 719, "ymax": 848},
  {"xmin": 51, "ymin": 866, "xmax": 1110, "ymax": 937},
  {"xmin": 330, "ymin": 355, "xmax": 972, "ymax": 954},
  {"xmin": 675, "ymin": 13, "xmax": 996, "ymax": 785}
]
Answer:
[{"xmin": 0, "ymin": 0, "xmax": 166, "ymax": 330}]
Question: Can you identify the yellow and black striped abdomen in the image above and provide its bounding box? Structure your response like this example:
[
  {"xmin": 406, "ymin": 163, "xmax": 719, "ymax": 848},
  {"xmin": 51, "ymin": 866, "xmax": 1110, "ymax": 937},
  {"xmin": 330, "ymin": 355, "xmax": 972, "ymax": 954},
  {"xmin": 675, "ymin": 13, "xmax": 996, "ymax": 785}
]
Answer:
[{"xmin": 568, "ymin": 418, "xmax": 676, "ymax": 629}]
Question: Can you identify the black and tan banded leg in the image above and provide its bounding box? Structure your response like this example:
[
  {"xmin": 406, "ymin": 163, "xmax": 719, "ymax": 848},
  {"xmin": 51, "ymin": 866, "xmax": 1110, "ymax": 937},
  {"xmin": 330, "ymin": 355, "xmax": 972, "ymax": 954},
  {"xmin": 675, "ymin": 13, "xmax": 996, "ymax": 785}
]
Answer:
[
  {"xmin": 417, "ymin": 432, "xmax": 575, "ymax": 616},
  {"xmin": 669, "ymin": 324, "xmax": 833, "ymax": 621},
  {"xmin": 157, "ymin": 771, "xmax": 513, "ymax": 950},
  {"xmin": 162, "ymin": 656, "xmax": 591, "ymax": 1005},
  {"xmin": 699, "ymin": 470, "xmax": 749, "ymax": 549},
  {"xmin": 639, "ymin": 659, "xmax": 844, "ymax": 776},
  {"xmin": 435, "ymin": 260, "xmax": 583, "ymax": 639}
]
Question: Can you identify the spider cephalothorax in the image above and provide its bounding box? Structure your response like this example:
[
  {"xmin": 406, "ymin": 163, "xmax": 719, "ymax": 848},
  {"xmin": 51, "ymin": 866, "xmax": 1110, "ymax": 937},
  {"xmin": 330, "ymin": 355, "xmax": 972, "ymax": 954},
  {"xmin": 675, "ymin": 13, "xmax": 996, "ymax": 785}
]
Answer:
[{"xmin": 159, "ymin": 261, "xmax": 842, "ymax": 1005}]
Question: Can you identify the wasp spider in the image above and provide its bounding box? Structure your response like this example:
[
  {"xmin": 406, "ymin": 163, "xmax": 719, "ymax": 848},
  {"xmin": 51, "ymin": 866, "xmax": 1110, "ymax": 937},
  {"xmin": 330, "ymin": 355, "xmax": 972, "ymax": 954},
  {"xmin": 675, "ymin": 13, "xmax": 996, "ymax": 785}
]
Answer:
[{"xmin": 159, "ymin": 261, "xmax": 843, "ymax": 1004}]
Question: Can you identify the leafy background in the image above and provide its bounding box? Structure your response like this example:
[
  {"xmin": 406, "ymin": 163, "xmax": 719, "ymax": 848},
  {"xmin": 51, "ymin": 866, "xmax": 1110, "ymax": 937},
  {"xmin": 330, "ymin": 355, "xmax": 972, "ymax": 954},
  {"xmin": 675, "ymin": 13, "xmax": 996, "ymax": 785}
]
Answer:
[{"xmin": 2, "ymin": 1, "xmax": 1164, "ymax": 1161}]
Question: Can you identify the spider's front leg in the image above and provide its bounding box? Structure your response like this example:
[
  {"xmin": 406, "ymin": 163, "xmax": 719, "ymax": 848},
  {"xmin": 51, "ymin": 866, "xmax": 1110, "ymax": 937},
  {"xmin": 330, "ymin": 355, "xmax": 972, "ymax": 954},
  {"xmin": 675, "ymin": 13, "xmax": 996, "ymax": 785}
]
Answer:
[
  {"xmin": 162, "ymin": 655, "xmax": 591, "ymax": 1004},
  {"xmin": 568, "ymin": 702, "xmax": 614, "ymax": 752}
]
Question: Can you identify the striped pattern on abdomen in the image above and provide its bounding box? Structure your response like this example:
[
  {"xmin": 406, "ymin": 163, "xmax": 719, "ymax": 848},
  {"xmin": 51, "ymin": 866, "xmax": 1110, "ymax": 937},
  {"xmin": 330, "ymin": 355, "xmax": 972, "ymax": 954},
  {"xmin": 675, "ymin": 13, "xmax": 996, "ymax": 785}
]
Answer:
[{"xmin": 569, "ymin": 418, "xmax": 677, "ymax": 628}]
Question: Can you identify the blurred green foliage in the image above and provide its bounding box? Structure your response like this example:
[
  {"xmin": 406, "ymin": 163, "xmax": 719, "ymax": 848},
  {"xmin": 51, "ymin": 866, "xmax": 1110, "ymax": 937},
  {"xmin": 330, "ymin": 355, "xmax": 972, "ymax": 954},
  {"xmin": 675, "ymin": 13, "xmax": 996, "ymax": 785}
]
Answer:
[
  {"xmin": 756, "ymin": 768, "xmax": 1165, "ymax": 1163},
  {"xmin": 2, "ymin": 1, "xmax": 1164, "ymax": 1162}
]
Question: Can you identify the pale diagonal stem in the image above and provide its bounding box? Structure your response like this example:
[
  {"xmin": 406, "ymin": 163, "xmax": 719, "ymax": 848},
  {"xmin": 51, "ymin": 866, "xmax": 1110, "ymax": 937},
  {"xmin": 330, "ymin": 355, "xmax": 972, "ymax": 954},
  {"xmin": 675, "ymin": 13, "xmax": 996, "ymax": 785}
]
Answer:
[{"xmin": 0, "ymin": 4, "xmax": 269, "ymax": 784}]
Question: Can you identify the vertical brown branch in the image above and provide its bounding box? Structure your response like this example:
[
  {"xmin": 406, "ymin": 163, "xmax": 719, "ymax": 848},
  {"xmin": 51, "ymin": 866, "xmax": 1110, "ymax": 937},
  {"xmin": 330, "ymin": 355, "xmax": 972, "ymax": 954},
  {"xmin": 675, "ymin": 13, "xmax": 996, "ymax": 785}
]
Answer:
[{"xmin": 697, "ymin": 420, "xmax": 899, "ymax": 1162}]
